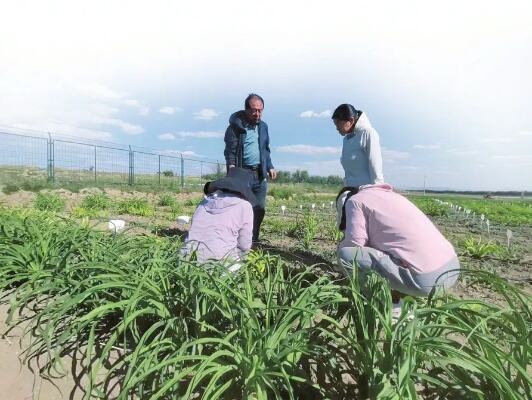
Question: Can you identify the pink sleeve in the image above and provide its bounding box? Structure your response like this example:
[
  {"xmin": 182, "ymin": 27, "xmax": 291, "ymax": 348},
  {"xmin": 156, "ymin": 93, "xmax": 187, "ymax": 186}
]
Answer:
[
  {"xmin": 339, "ymin": 199, "xmax": 368, "ymax": 247},
  {"xmin": 237, "ymin": 202, "xmax": 253, "ymax": 252}
]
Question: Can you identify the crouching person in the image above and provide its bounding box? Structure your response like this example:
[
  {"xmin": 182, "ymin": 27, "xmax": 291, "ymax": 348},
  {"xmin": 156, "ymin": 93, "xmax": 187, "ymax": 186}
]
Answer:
[
  {"xmin": 182, "ymin": 167, "xmax": 256, "ymax": 270},
  {"xmin": 336, "ymin": 183, "xmax": 460, "ymax": 301}
]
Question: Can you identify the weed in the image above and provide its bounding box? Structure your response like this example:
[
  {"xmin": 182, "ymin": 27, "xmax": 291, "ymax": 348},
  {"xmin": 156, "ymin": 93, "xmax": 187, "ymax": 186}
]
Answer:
[
  {"xmin": 158, "ymin": 193, "xmax": 177, "ymax": 207},
  {"xmin": 1, "ymin": 184, "xmax": 20, "ymax": 194},
  {"xmin": 117, "ymin": 198, "xmax": 154, "ymax": 216},
  {"xmin": 34, "ymin": 192, "xmax": 65, "ymax": 212},
  {"xmin": 81, "ymin": 193, "xmax": 111, "ymax": 210},
  {"xmin": 461, "ymin": 237, "xmax": 500, "ymax": 259}
]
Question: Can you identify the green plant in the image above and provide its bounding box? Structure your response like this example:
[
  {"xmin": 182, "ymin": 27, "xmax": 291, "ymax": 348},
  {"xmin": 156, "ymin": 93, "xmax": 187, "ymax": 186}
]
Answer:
[
  {"xmin": 1, "ymin": 183, "xmax": 20, "ymax": 194},
  {"xmin": 461, "ymin": 237, "xmax": 500, "ymax": 259},
  {"xmin": 158, "ymin": 193, "xmax": 177, "ymax": 207},
  {"xmin": 81, "ymin": 192, "xmax": 111, "ymax": 210},
  {"xmin": 287, "ymin": 212, "xmax": 319, "ymax": 249},
  {"xmin": 0, "ymin": 209, "xmax": 530, "ymax": 399},
  {"xmin": 34, "ymin": 192, "xmax": 65, "ymax": 212},
  {"xmin": 117, "ymin": 198, "xmax": 154, "ymax": 216}
]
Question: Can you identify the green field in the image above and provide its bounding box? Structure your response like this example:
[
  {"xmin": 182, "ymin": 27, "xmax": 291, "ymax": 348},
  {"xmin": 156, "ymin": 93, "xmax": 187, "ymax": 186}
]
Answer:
[{"xmin": 0, "ymin": 185, "xmax": 530, "ymax": 399}]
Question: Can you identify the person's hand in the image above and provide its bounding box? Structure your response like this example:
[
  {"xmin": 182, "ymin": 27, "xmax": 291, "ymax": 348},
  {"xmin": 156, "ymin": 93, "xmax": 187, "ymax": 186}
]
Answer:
[{"xmin": 268, "ymin": 169, "xmax": 277, "ymax": 180}]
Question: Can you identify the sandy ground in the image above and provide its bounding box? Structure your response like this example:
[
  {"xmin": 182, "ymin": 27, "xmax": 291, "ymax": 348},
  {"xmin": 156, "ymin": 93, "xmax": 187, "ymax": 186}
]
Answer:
[{"xmin": 0, "ymin": 303, "xmax": 83, "ymax": 400}]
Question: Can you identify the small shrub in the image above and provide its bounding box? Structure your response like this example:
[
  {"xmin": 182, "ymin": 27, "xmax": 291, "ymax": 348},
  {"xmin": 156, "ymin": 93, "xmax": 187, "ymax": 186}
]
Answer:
[
  {"xmin": 34, "ymin": 192, "xmax": 65, "ymax": 212},
  {"xmin": 162, "ymin": 170, "xmax": 174, "ymax": 177},
  {"xmin": 268, "ymin": 186, "xmax": 293, "ymax": 200},
  {"xmin": 461, "ymin": 237, "xmax": 499, "ymax": 259},
  {"xmin": 170, "ymin": 203, "xmax": 184, "ymax": 217},
  {"xmin": 117, "ymin": 198, "xmax": 154, "ymax": 216},
  {"xmin": 184, "ymin": 198, "xmax": 198, "ymax": 207},
  {"xmin": 81, "ymin": 193, "xmax": 111, "ymax": 210},
  {"xmin": 287, "ymin": 212, "xmax": 319, "ymax": 249},
  {"xmin": 72, "ymin": 207, "xmax": 100, "ymax": 218},
  {"xmin": 1, "ymin": 184, "xmax": 20, "ymax": 194},
  {"xmin": 158, "ymin": 193, "xmax": 177, "ymax": 207}
]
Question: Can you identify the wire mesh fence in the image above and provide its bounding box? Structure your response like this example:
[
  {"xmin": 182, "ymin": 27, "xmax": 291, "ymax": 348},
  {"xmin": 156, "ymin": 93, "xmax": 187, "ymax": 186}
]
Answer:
[{"xmin": 0, "ymin": 131, "xmax": 225, "ymax": 188}]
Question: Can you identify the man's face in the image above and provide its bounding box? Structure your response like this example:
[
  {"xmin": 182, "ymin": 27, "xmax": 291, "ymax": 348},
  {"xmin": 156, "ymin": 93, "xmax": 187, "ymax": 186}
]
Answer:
[{"xmin": 245, "ymin": 98, "xmax": 264, "ymax": 125}]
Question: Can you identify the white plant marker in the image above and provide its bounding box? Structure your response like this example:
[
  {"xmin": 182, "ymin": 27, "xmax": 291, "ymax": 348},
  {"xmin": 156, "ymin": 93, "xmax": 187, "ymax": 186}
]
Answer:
[
  {"xmin": 281, "ymin": 205, "xmax": 286, "ymax": 215},
  {"xmin": 311, "ymin": 203, "xmax": 315, "ymax": 210},
  {"xmin": 299, "ymin": 204, "xmax": 303, "ymax": 210},
  {"xmin": 322, "ymin": 203, "xmax": 325, "ymax": 209},
  {"xmin": 480, "ymin": 214, "xmax": 485, "ymax": 227},
  {"xmin": 177, "ymin": 215, "xmax": 190, "ymax": 229},
  {"xmin": 108, "ymin": 219, "xmax": 125, "ymax": 233},
  {"xmin": 330, "ymin": 201, "xmax": 334, "ymax": 209},
  {"xmin": 506, "ymin": 229, "xmax": 513, "ymax": 247}
]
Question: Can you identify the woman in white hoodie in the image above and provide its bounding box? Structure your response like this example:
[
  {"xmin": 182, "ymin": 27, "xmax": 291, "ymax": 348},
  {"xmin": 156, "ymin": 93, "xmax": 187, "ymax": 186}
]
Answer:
[{"xmin": 332, "ymin": 104, "xmax": 384, "ymax": 187}]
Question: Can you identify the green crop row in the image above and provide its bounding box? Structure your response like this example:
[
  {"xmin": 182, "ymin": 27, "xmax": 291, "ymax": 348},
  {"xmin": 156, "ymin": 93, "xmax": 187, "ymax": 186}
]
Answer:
[{"xmin": 0, "ymin": 209, "xmax": 530, "ymax": 399}]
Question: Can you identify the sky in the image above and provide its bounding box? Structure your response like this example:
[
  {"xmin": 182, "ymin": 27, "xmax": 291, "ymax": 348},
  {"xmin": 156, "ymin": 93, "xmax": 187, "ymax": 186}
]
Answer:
[{"xmin": 1, "ymin": 0, "xmax": 531, "ymax": 190}]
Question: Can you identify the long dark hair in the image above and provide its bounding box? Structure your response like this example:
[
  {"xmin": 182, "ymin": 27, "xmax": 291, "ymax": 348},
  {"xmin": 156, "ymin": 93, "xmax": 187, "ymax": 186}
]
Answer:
[
  {"xmin": 336, "ymin": 186, "xmax": 359, "ymax": 231},
  {"xmin": 332, "ymin": 104, "xmax": 360, "ymax": 121}
]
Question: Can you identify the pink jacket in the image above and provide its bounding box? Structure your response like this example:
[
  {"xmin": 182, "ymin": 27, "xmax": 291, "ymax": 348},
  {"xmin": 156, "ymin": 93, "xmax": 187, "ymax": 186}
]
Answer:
[
  {"xmin": 339, "ymin": 184, "xmax": 457, "ymax": 274},
  {"xmin": 184, "ymin": 192, "xmax": 253, "ymax": 262}
]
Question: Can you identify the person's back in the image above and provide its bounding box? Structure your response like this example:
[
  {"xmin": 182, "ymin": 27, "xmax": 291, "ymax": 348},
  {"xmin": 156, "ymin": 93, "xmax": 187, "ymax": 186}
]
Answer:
[
  {"xmin": 185, "ymin": 191, "xmax": 253, "ymax": 263},
  {"xmin": 339, "ymin": 184, "xmax": 456, "ymax": 274}
]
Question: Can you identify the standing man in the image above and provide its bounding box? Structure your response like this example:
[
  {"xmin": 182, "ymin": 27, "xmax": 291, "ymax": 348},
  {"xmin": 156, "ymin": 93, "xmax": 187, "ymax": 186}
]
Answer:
[{"xmin": 224, "ymin": 93, "xmax": 276, "ymax": 243}]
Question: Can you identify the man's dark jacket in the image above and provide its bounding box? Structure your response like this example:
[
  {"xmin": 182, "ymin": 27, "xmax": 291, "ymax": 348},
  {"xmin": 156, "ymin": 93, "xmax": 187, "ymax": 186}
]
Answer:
[{"xmin": 224, "ymin": 111, "xmax": 274, "ymax": 180}]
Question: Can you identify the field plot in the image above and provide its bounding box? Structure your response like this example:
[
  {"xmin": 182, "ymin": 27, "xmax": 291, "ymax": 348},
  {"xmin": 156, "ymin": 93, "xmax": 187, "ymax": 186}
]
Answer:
[{"xmin": 0, "ymin": 186, "xmax": 530, "ymax": 399}]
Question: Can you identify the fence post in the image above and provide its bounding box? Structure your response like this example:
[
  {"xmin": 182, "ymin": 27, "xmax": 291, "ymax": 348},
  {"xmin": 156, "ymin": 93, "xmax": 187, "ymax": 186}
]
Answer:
[
  {"xmin": 216, "ymin": 162, "xmax": 222, "ymax": 178},
  {"xmin": 158, "ymin": 155, "xmax": 161, "ymax": 185},
  {"xmin": 180, "ymin": 155, "xmax": 184, "ymax": 188},
  {"xmin": 47, "ymin": 132, "xmax": 55, "ymax": 183},
  {"xmin": 200, "ymin": 161, "xmax": 203, "ymax": 180},
  {"xmin": 94, "ymin": 146, "xmax": 97, "ymax": 183},
  {"xmin": 128, "ymin": 146, "xmax": 134, "ymax": 185}
]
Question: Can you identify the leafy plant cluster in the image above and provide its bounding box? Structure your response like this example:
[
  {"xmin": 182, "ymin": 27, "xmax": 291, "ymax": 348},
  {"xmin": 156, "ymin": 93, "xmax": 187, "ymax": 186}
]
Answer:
[
  {"xmin": 287, "ymin": 212, "xmax": 320, "ymax": 249},
  {"xmin": 34, "ymin": 192, "xmax": 65, "ymax": 211},
  {"xmin": 0, "ymin": 209, "xmax": 530, "ymax": 399}
]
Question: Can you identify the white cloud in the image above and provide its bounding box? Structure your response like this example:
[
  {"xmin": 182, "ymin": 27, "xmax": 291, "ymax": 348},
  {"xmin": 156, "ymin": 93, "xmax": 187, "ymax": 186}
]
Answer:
[
  {"xmin": 161, "ymin": 149, "xmax": 199, "ymax": 158},
  {"xmin": 300, "ymin": 110, "xmax": 332, "ymax": 118},
  {"xmin": 77, "ymin": 83, "xmax": 123, "ymax": 101},
  {"xmin": 193, "ymin": 108, "xmax": 220, "ymax": 120},
  {"xmin": 492, "ymin": 154, "xmax": 532, "ymax": 161},
  {"xmin": 382, "ymin": 148, "xmax": 410, "ymax": 161},
  {"xmin": 276, "ymin": 144, "xmax": 341, "ymax": 155},
  {"xmin": 158, "ymin": 106, "xmax": 183, "ymax": 115},
  {"xmin": 413, "ymin": 144, "xmax": 440, "ymax": 150},
  {"xmin": 95, "ymin": 117, "xmax": 144, "ymax": 135},
  {"xmin": 123, "ymin": 99, "xmax": 149, "ymax": 116},
  {"xmin": 446, "ymin": 149, "xmax": 480, "ymax": 156},
  {"xmin": 158, "ymin": 133, "xmax": 175, "ymax": 140},
  {"xmin": 519, "ymin": 130, "xmax": 532, "ymax": 136},
  {"xmin": 174, "ymin": 131, "xmax": 224, "ymax": 138}
]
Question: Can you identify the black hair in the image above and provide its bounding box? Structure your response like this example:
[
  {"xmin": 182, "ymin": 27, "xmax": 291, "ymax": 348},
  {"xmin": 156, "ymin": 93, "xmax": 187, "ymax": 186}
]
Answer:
[
  {"xmin": 245, "ymin": 93, "xmax": 264, "ymax": 109},
  {"xmin": 331, "ymin": 104, "xmax": 360, "ymax": 121},
  {"xmin": 336, "ymin": 186, "xmax": 359, "ymax": 231}
]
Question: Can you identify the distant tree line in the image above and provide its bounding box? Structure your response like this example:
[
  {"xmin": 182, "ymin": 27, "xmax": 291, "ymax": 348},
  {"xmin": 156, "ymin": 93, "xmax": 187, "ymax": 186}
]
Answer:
[
  {"xmin": 274, "ymin": 170, "xmax": 343, "ymax": 185},
  {"xmin": 203, "ymin": 169, "xmax": 343, "ymax": 185}
]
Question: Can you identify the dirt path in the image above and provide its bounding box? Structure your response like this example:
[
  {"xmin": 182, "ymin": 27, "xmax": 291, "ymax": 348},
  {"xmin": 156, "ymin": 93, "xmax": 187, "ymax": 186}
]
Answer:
[{"xmin": 0, "ymin": 303, "xmax": 84, "ymax": 400}]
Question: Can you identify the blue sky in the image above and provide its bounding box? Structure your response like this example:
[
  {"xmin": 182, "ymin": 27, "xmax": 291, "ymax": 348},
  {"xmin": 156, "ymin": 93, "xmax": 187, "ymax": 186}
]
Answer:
[{"xmin": 1, "ymin": 0, "xmax": 531, "ymax": 190}]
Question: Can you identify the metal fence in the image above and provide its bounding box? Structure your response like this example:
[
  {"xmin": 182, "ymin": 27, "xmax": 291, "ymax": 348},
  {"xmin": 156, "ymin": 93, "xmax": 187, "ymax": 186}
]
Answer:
[{"xmin": 0, "ymin": 131, "xmax": 225, "ymax": 188}]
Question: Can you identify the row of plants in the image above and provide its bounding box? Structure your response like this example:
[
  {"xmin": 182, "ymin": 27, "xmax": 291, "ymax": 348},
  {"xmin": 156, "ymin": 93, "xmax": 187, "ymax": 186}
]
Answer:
[
  {"xmin": 32, "ymin": 192, "xmax": 200, "ymax": 219},
  {"xmin": 434, "ymin": 197, "xmax": 532, "ymax": 226},
  {"xmin": 0, "ymin": 208, "xmax": 530, "ymax": 399}
]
